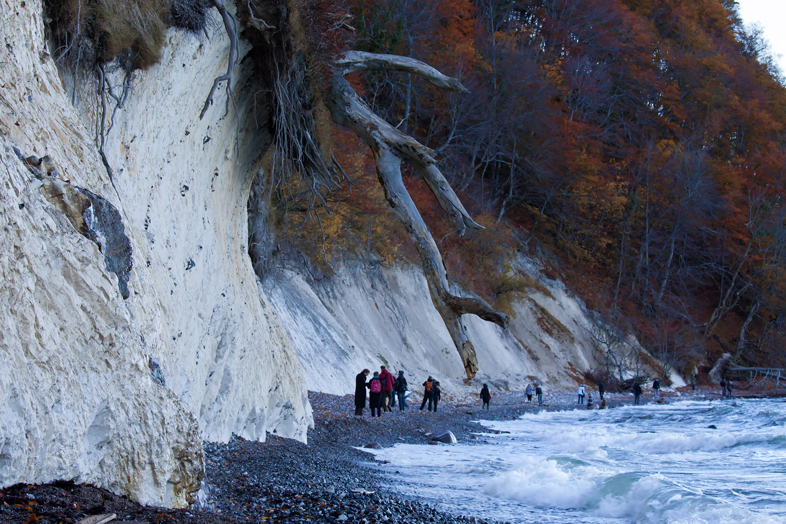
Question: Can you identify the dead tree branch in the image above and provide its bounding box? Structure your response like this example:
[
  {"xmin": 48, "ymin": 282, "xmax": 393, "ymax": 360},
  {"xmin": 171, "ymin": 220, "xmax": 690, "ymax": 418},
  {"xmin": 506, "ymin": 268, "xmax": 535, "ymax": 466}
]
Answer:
[{"xmin": 327, "ymin": 51, "xmax": 507, "ymax": 378}]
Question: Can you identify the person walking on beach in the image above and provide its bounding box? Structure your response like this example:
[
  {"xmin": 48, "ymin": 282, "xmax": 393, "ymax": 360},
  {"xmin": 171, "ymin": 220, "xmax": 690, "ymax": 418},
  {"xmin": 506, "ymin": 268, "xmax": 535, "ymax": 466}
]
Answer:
[
  {"xmin": 355, "ymin": 369, "xmax": 370, "ymax": 416},
  {"xmin": 394, "ymin": 371, "xmax": 408, "ymax": 411},
  {"xmin": 577, "ymin": 384, "xmax": 586, "ymax": 404},
  {"xmin": 633, "ymin": 382, "xmax": 642, "ymax": 405},
  {"xmin": 597, "ymin": 381, "xmax": 605, "ymax": 401},
  {"xmin": 727, "ymin": 380, "xmax": 734, "ymax": 399},
  {"xmin": 653, "ymin": 378, "xmax": 660, "ymax": 398},
  {"xmin": 536, "ymin": 384, "xmax": 543, "ymax": 406},
  {"xmin": 420, "ymin": 376, "xmax": 435, "ymax": 411},
  {"xmin": 691, "ymin": 373, "xmax": 696, "ymax": 392},
  {"xmin": 525, "ymin": 383, "xmax": 534, "ymax": 403},
  {"xmin": 480, "ymin": 384, "xmax": 491, "ymax": 409},
  {"xmin": 368, "ymin": 371, "xmax": 383, "ymax": 417},
  {"xmin": 720, "ymin": 379, "xmax": 726, "ymax": 398},
  {"xmin": 433, "ymin": 381, "xmax": 442, "ymax": 412},
  {"xmin": 379, "ymin": 366, "xmax": 394, "ymax": 412}
]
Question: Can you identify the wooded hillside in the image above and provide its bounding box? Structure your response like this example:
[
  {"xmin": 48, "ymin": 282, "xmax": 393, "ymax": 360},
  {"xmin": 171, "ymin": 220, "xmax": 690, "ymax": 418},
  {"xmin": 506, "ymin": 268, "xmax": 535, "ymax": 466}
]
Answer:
[{"xmin": 280, "ymin": 0, "xmax": 786, "ymax": 375}]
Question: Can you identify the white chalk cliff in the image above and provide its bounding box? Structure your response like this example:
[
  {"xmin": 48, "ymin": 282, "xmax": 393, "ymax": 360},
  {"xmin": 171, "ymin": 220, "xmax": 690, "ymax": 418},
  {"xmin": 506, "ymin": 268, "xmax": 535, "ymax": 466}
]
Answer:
[{"xmin": 0, "ymin": 0, "xmax": 602, "ymax": 508}]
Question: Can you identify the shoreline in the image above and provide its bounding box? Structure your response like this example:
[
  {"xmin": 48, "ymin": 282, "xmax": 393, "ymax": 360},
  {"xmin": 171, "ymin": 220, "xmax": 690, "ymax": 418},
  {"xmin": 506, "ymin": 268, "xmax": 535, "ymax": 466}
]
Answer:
[{"xmin": 1, "ymin": 387, "xmax": 782, "ymax": 523}]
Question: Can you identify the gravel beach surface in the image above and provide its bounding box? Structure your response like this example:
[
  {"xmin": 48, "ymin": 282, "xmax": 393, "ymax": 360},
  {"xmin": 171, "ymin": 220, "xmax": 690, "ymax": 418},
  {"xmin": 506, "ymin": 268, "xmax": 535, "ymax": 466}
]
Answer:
[{"xmin": 0, "ymin": 386, "xmax": 742, "ymax": 523}]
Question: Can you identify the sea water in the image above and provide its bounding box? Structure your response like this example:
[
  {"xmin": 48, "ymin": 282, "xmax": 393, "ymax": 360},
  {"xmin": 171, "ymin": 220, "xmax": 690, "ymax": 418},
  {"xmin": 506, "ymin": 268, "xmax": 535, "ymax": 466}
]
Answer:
[{"xmin": 365, "ymin": 399, "xmax": 786, "ymax": 523}]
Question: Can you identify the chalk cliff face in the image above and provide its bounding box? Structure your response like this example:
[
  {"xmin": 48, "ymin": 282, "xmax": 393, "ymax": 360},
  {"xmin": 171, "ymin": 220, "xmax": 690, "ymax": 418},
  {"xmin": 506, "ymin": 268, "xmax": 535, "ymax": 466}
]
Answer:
[
  {"xmin": 0, "ymin": 0, "xmax": 607, "ymax": 509},
  {"xmin": 266, "ymin": 257, "xmax": 599, "ymax": 398},
  {"xmin": 0, "ymin": 1, "xmax": 309, "ymax": 507}
]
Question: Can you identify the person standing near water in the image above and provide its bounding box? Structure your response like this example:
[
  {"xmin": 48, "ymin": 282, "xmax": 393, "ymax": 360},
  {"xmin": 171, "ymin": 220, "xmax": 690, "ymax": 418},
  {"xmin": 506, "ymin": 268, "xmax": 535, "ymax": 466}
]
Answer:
[
  {"xmin": 525, "ymin": 383, "xmax": 534, "ymax": 403},
  {"xmin": 433, "ymin": 381, "xmax": 442, "ymax": 412},
  {"xmin": 368, "ymin": 371, "xmax": 383, "ymax": 417},
  {"xmin": 355, "ymin": 369, "xmax": 370, "ymax": 416},
  {"xmin": 720, "ymin": 379, "xmax": 727, "ymax": 398},
  {"xmin": 633, "ymin": 382, "xmax": 642, "ymax": 405},
  {"xmin": 727, "ymin": 380, "xmax": 734, "ymax": 399},
  {"xmin": 597, "ymin": 381, "xmax": 605, "ymax": 400},
  {"xmin": 653, "ymin": 378, "xmax": 660, "ymax": 398},
  {"xmin": 691, "ymin": 373, "xmax": 696, "ymax": 392},
  {"xmin": 577, "ymin": 384, "xmax": 586, "ymax": 404},
  {"xmin": 379, "ymin": 366, "xmax": 394, "ymax": 412},
  {"xmin": 480, "ymin": 384, "xmax": 491, "ymax": 409},
  {"xmin": 536, "ymin": 384, "xmax": 543, "ymax": 406},
  {"xmin": 420, "ymin": 376, "xmax": 435, "ymax": 411},
  {"xmin": 394, "ymin": 371, "xmax": 408, "ymax": 411}
]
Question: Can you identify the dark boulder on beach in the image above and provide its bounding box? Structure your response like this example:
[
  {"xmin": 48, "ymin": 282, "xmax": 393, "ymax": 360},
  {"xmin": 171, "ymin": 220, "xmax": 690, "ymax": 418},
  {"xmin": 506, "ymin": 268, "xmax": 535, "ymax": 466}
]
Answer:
[{"xmin": 430, "ymin": 431, "xmax": 458, "ymax": 444}]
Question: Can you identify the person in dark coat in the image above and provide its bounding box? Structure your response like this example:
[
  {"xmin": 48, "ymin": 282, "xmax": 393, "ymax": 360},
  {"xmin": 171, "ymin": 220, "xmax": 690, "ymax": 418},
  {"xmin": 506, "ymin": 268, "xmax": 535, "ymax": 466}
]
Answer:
[
  {"xmin": 597, "ymin": 381, "xmax": 605, "ymax": 401},
  {"xmin": 653, "ymin": 378, "xmax": 660, "ymax": 398},
  {"xmin": 355, "ymin": 369, "xmax": 370, "ymax": 416},
  {"xmin": 535, "ymin": 384, "xmax": 543, "ymax": 406},
  {"xmin": 433, "ymin": 381, "xmax": 442, "ymax": 412},
  {"xmin": 420, "ymin": 376, "xmax": 434, "ymax": 411},
  {"xmin": 368, "ymin": 372, "xmax": 383, "ymax": 417},
  {"xmin": 394, "ymin": 371, "xmax": 408, "ymax": 411},
  {"xmin": 633, "ymin": 382, "xmax": 642, "ymax": 405},
  {"xmin": 480, "ymin": 384, "xmax": 491, "ymax": 409}
]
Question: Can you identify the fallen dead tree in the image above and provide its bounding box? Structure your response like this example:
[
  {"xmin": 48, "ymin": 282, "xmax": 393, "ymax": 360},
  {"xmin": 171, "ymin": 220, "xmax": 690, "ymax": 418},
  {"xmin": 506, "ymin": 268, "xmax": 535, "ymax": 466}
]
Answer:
[{"xmin": 326, "ymin": 51, "xmax": 508, "ymax": 379}]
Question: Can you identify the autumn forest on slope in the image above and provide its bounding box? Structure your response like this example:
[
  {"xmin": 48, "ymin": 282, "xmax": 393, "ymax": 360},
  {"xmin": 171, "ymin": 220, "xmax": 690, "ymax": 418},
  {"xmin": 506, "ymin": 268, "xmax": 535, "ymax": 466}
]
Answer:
[
  {"xmin": 50, "ymin": 0, "xmax": 786, "ymax": 381},
  {"xmin": 270, "ymin": 0, "xmax": 786, "ymax": 377}
]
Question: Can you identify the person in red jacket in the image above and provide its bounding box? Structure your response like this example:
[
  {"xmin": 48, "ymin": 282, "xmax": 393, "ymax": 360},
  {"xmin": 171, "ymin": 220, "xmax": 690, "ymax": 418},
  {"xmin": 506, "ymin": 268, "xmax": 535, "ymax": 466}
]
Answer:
[{"xmin": 379, "ymin": 366, "xmax": 395, "ymax": 412}]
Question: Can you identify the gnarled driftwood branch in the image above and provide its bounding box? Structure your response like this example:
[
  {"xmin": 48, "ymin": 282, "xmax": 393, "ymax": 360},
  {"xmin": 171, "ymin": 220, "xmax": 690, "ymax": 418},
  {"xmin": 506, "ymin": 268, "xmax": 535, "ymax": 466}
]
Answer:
[{"xmin": 327, "ymin": 51, "xmax": 507, "ymax": 378}]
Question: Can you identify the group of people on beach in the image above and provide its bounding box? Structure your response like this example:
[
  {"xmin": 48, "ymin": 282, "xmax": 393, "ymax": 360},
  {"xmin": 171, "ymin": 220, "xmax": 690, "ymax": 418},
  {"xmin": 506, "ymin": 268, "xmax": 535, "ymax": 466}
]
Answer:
[{"xmin": 355, "ymin": 367, "xmax": 444, "ymax": 416}]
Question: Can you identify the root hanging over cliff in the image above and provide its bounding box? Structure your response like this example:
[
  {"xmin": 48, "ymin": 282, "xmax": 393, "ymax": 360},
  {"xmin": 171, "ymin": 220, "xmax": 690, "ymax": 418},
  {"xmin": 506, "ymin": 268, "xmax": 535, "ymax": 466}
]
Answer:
[{"xmin": 326, "ymin": 51, "xmax": 508, "ymax": 379}]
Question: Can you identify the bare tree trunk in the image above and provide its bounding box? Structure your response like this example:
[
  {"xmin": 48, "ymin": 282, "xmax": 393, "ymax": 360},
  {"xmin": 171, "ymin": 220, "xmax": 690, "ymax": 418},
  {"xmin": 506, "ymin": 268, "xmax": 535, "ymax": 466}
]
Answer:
[
  {"xmin": 735, "ymin": 300, "xmax": 761, "ymax": 360},
  {"xmin": 327, "ymin": 51, "xmax": 508, "ymax": 378}
]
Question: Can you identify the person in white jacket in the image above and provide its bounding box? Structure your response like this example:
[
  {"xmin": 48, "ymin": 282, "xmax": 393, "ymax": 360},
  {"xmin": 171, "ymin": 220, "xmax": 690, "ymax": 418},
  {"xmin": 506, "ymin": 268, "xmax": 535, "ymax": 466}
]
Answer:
[{"xmin": 577, "ymin": 384, "xmax": 586, "ymax": 404}]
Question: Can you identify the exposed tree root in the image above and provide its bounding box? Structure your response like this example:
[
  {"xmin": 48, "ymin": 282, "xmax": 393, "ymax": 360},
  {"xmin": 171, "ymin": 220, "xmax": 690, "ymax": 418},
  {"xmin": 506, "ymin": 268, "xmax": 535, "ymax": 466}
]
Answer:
[{"xmin": 327, "ymin": 51, "xmax": 508, "ymax": 378}]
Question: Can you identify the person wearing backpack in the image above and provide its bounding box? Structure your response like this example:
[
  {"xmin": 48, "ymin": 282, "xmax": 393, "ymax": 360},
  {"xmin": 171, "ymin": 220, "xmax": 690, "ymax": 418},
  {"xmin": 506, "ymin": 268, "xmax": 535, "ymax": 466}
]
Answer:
[
  {"xmin": 379, "ymin": 366, "xmax": 395, "ymax": 411},
  {"xmin": 525, "ymin": 383, "xmax": 534, "ymax": 403},
  {"xmin": 355, "ymin": 368, "xmax": 370, "ymax": 416},
  {"xmin": 368, "ymin": 371, "xmax": 383, "ymax": 417},
  {"xmin": 394, "ymin": 371, "xmax": 408, "ymax": 411},
  {"xmin": 420, "ymin": 376, "xmax": 434, "ymax": 411},
  {"xmin": 480, "ymin": 384, "xmax": 491, "ymax": 409}
]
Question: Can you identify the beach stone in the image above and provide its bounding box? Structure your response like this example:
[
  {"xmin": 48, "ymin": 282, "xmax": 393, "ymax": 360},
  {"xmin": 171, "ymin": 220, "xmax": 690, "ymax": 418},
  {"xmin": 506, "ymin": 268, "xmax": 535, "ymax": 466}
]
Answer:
[{"xmin": 430, "ymin": 431, "xmax": 457, "ymax": 444}]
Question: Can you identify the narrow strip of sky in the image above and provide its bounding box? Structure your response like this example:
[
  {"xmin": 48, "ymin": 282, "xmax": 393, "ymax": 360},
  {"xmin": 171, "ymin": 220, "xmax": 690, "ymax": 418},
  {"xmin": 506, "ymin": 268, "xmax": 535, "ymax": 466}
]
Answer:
[{"xmin": 735, "ymin": 0, "xmax": 786, "ymax": 74}]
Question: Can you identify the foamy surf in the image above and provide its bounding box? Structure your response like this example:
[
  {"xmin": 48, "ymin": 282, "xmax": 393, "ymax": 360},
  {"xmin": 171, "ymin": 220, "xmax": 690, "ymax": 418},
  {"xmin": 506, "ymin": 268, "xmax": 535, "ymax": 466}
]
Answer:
[{"xmin": 366, "ymin": 399, "xmax": 786, "ymax": 523}]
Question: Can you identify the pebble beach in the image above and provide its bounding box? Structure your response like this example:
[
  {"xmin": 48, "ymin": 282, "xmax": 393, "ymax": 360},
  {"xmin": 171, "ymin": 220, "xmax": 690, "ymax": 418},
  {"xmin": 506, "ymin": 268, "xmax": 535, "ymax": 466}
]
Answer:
[{"xmin": 0, "ymin": 386, "xmax": 743, "ymax": 523}]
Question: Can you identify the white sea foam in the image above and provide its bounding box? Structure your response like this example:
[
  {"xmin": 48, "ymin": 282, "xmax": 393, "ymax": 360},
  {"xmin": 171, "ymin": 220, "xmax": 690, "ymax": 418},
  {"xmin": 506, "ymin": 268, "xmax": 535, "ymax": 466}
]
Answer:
[{"xmin": 368, "ymin": 399, "xmax": 786, "ymax": 524}]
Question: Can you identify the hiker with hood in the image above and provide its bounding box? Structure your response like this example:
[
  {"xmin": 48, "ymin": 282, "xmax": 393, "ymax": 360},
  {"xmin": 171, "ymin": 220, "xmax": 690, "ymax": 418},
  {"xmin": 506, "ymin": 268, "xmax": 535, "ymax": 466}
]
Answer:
[
  {"xmin": 577, "ymin": 384, "xmax": 586, "ymax": 404},
  {"xmin": 355, "ymin": 369, "xmax": 370, "ymax": 416},
  {"xmin": 597, "ymin": 381, "xmax": 605, "ymax": 401},
  {"xmin": 480, "ymin": 384, "xmax": 491, "ymax": 409},
  {"xmin": 368, "ymin": 371, "xmax": 383, "ymax": 417},
  {"xmin": 420, "ymin": 376, "xmax": 435, "ymax": 411},
  {"xmin": 633, "ymin": 382, "xmax": 643, "ymax": 405},
  {"xmin": 433, "ymin": 381, "xmax": 442, "ymax": 412},
  {"xmin": 394, "ymin": 370, "xmax": 408, "ymax": 411},
  {"xmin": 653, "ymin": 378, "xmax": 660, "ymax": 398},
  {"xmin": 525, "ymin": 383, "xmax": 534, "ymax": 403}
]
